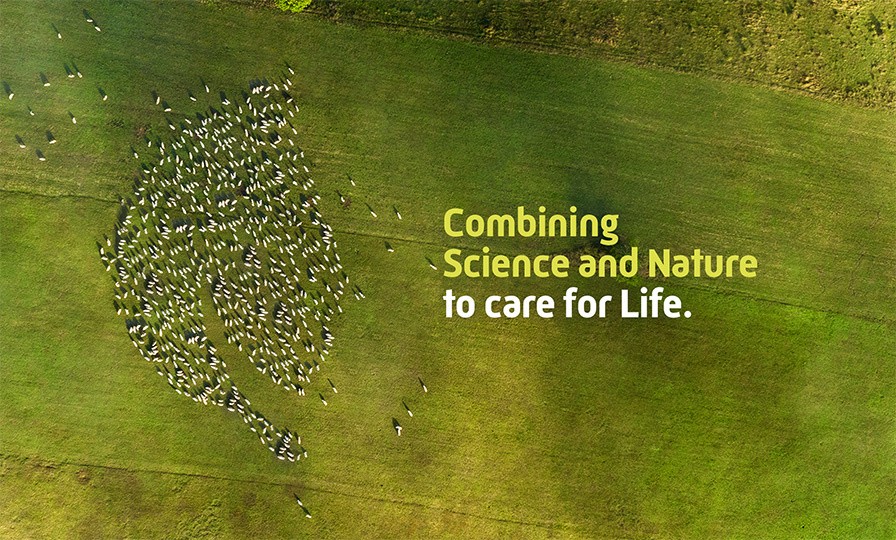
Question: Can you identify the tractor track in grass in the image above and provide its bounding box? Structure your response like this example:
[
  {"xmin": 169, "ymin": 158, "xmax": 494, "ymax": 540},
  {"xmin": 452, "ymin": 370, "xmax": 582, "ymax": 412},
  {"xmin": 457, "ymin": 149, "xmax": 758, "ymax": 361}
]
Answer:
[
  {"xmin": 0, "ymin": 186, "xmax": 117, "ymax": 204},
  {"xmin": 0, "ymin": 452, "xmax": 567, "ymax": 533}
]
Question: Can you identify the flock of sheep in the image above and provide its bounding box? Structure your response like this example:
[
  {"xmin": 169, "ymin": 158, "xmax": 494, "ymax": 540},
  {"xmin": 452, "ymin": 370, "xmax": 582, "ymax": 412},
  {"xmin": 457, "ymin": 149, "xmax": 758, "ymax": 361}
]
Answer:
[
  {"xmin": 99, "ymin": 71, "xmax": 354, "ymax": 465},
  {"xmin": 8, "ymin": 5, "xmax": 433, "ymax": 517}
]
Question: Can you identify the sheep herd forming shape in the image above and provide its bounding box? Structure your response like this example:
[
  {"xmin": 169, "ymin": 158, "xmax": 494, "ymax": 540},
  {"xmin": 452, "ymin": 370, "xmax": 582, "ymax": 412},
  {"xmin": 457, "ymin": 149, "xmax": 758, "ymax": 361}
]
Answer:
[{"xmin": 98, "ymin": 74, "xmax": 359, "ymax": 463}]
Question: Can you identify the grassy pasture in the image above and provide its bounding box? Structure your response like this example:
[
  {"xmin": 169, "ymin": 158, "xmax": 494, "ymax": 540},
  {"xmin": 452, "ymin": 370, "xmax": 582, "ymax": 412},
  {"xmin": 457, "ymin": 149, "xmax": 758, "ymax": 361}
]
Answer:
[
  {"xmin": 1, "ymin": 1, "xmax": 894, "ymax": 538},
  {"xmin": 295, "ymin": 0, "xmax": 896, "ymax": 107}
]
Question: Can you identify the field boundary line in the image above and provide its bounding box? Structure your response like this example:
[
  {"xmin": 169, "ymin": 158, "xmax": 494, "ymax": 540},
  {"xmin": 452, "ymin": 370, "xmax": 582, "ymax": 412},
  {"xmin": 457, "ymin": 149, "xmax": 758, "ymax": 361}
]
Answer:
[
  {"xmin": 0, "ymin": 452, "xmax": 569, "ymax": 533},
  {"xmin": 0, "ymin": 187, "xmax": 116, "ymax": 204}
]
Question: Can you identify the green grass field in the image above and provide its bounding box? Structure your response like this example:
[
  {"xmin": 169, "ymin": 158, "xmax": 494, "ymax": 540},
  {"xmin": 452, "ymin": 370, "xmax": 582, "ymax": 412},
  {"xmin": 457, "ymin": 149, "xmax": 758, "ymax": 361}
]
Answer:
[{"xmin": 1, "ymin": 1, "xmax": 894, "ymax": 538}]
